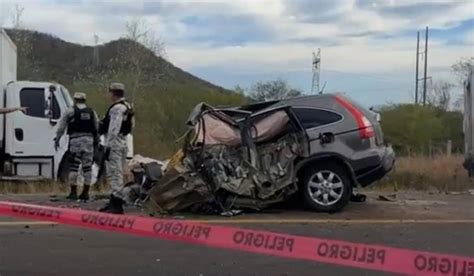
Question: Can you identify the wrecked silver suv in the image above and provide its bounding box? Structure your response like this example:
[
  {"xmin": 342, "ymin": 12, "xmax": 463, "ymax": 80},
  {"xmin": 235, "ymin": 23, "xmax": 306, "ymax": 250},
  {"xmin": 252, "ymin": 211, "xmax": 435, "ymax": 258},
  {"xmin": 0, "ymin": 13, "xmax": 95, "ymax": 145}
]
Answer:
[{"xmin": 144, "ymin": 94, "xmax": 394, "ymax": 215}]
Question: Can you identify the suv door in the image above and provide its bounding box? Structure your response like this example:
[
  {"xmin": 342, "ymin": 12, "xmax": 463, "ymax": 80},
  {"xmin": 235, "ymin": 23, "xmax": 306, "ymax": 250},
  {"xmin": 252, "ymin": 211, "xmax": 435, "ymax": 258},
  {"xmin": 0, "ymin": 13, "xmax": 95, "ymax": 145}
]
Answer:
[{"xmin": 247, "ymin": 105, "xmax": 310, "ymax": 158}]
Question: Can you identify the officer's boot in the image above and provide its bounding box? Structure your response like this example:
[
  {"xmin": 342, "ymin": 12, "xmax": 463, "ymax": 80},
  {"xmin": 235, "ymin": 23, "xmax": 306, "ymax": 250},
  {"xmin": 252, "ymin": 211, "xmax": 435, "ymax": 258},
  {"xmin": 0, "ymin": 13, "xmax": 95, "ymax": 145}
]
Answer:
[
  {"xmin": 99, "ymin": 194, "xmax": 124, "ymax": 214},
  {"xmin": 78, "ymin": 185, "xmax": 90, "ymax": 201},
  {"xmin": 66, "ymin": 185, "xmax": 78, "ymax": 200}
]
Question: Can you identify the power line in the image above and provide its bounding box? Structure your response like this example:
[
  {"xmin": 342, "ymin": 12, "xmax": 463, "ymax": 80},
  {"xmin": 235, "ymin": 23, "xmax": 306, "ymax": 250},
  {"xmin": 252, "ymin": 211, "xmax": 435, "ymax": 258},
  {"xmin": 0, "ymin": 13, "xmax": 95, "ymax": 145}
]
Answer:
[
  {"xmin": 414, "ymin": 26, "xmax": 430, "ymax": 105},
  {"xmin": 415, "ymin": 31, "xmax": 420, "ymax": 104},
  {"xmin": 323, "ymin": 69, "xmax": 408, "ymax": 82},
  {"xmin": 423, "ymin": 26, "xmax": 429, "ymax": 105}
]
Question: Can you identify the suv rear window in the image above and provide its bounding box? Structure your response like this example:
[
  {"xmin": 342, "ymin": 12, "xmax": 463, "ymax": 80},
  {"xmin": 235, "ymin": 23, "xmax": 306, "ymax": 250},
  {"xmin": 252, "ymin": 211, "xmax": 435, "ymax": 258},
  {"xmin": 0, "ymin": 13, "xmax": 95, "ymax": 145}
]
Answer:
[{"xmin": 293, "ymin": 108, "xmax": 342, "ymax": 129}]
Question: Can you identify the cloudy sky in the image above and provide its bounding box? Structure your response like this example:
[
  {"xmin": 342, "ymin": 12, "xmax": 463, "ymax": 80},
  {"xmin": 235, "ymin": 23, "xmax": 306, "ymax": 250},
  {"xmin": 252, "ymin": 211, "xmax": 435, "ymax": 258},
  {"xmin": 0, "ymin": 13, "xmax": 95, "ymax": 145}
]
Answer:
[{"xmin": 1, "ymin": 0, "xmax": 473, "ymax": 106}]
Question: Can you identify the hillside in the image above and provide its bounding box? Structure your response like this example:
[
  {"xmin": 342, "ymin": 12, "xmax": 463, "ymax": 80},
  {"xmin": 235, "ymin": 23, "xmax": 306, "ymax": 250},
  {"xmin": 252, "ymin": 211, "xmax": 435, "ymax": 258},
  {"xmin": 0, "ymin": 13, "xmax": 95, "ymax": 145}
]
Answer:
[{"xmin": 5, "ymin": 29, "xmax": 246, "ymax": 157}]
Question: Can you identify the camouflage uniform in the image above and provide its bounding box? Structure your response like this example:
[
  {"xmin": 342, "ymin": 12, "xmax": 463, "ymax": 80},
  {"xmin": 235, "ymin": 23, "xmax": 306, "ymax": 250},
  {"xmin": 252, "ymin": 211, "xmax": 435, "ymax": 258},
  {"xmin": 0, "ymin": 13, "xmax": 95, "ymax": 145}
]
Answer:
[
  {"xmin": 104, "ymin": 95, "xmax": 133, "ymax": 201},
  {"xmin": 98, "ymin": 82, "xmax": 135, "ymax": 214},
  {"xmin": 56, "ymin": 95, "xmax": 98, "ymax": 190},
  {"xmin": 67, "ymin": 136, "xmax": 95, "ymax": 185}
]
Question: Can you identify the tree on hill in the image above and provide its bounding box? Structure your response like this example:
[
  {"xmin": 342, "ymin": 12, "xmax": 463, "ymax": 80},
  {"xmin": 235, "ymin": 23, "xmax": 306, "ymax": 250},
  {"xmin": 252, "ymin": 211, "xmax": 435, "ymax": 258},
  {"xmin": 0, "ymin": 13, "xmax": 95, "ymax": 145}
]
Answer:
[
  {"xmin": 249, "ymin": 79, "xmax": 303, "ymax": 101},
  {"xmin": 234, "ymin": 85, "xmax": 246, "ymax": 96},
  {"xmin": 122, "ymin": 18, "xmax": 167, "ymax": 103},
  {"xmin": 449, "ymin": 57, "xmax": 473, "ymax": 110},
  {"xmin": 427, "ymin": 80, "xmax": 454, "ymax": 111},
  {"xmin": 452, "ymin": 57, "xmax": 473, "ymax": 82}
]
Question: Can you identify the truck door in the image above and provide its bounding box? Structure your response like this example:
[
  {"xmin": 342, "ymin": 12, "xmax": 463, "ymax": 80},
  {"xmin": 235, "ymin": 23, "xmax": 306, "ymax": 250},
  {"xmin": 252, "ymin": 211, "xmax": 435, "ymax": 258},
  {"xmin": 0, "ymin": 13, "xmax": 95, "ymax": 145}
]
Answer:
[{"xmin": 4, "ymin": 82, "xmax": 68, "ymax": 179}]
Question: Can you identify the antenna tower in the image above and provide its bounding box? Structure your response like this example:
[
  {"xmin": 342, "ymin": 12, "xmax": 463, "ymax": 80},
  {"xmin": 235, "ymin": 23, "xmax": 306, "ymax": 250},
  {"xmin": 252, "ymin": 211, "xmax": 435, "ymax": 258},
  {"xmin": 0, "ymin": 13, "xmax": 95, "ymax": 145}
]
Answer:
[
  {"xmin": 311, "ymin": 48, "xmax": 321, "ymax": 94},
  {"xmin": 93, "ymin": 34, "xmax": 100, "ymax": 66}
]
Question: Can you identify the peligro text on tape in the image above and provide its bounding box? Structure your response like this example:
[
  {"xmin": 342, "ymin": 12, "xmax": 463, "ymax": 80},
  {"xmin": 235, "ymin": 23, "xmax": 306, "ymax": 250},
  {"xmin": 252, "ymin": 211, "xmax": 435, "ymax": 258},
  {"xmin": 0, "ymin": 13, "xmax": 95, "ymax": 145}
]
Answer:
[
  {"xmin": 81, "ymin": 213, "xmax": 135, "ymax": 230},
  {"xmin": 153, "ymin": 221, "xmax": 212, "ymax": 240},
  {"xmin": 315, "ymin": 241, "xmax": 386, "ymax": 265},
  {"xmin": 0, "ymin": 201, "xmax": 473, "ymax": 276},
  {"xmin": 232, "ymin": 229, "xmax": 295, "ymax": 252},
  {"xmin": 11, "ymin": 204, "xmax": 62, "ymax": 219}
]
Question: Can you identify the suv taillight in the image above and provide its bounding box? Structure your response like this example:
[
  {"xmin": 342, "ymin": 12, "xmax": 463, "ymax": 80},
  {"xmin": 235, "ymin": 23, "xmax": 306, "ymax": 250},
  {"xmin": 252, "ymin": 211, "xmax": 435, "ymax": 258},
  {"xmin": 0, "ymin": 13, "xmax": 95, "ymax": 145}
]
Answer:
[{"xmin": 335, "ymin": 95, "xmax": 375, "ymax": 139}]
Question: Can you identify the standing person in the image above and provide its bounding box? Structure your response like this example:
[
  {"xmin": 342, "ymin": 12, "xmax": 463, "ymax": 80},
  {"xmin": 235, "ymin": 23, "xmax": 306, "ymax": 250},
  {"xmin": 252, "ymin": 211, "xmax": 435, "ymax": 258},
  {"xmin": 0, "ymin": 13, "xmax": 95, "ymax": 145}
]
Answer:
[
  {"xmin": 99, "ymin": 82, "xmax": 134, "ymax": 214},
  {"xmin": 54, "ymin": 92, "xmax": 98, "ymax": 201}
]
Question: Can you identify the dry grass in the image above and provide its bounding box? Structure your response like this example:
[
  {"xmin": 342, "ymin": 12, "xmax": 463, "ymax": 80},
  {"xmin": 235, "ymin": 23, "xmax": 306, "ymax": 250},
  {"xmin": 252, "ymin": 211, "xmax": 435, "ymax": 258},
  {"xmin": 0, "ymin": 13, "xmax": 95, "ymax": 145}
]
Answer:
[
  {"xmin": 376, "ymin": 154, "xmax": 474, "ymax": 192},
  {"xmin": 0, "ymin": 180, "xmax": 109, "ymax": 194},
  {"xmin": 1, "ymin": 155, "xmax": 472, "ymax": 194},
  {"xmin": 0, "ymin": 181, "xmax": 64, "ymax": 194}
]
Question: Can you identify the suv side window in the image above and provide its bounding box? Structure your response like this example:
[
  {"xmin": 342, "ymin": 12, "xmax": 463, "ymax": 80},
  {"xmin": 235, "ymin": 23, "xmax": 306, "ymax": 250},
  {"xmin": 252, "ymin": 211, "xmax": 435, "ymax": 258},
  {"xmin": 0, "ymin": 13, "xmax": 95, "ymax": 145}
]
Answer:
[
  {"xmin": 293, "ymin": 108, "xmax": 342, "ymax": 129},
  {"xmin": 20, "ymin": 88, "xmax": 46, "ymax": 118}
]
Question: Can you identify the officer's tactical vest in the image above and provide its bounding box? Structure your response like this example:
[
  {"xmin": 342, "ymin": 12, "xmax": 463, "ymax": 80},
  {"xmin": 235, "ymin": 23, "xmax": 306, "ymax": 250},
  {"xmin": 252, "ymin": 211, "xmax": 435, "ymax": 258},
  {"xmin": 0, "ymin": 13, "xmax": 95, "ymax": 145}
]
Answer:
[
  {"xmin": 99, "ymin": 100, "xmax": 134, "ymax": 135},
  {"xmin": 68, "ymin": 106, "xmax": 96, "ymax": 135}
]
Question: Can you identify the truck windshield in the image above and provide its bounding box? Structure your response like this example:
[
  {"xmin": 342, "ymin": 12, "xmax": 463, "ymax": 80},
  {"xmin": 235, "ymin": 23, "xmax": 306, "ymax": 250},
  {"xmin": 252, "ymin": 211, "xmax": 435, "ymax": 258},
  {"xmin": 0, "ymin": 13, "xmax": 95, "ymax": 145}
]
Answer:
[{"xmin": 60, "ymin": 86, "xmax": 74, "ymax": 108}]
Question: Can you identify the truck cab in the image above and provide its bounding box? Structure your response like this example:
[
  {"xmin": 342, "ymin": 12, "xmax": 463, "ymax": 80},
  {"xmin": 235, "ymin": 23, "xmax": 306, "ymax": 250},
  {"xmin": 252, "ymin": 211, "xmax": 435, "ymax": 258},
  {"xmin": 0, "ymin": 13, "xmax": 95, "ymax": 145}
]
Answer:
[
  {"xmin": 1, "ymin": 81, "xmax": 72, "ymax": 179},
  {"xmin": 1, "ymin": 28, "xmax": 72, "ymax": 180}
]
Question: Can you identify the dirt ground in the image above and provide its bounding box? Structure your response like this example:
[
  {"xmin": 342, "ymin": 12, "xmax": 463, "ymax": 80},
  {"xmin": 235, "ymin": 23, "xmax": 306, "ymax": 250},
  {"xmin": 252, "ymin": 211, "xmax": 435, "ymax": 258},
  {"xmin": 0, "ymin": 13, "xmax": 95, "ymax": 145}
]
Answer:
[{"xmin": 1, "ymin": 190, "xmax": 473, "ymax": 222}]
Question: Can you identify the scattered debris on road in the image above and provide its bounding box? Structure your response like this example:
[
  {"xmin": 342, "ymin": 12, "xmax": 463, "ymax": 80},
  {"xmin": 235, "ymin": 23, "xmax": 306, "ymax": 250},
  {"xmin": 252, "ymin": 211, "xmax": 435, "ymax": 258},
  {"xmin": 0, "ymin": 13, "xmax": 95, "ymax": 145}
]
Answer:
[
  {"xmin": 377, "ymin": 194, "xmax": 397, "ymax": 202},
  {"xmin": 350, "ymin": 193, "xmax": 367, "ymax": 202}
]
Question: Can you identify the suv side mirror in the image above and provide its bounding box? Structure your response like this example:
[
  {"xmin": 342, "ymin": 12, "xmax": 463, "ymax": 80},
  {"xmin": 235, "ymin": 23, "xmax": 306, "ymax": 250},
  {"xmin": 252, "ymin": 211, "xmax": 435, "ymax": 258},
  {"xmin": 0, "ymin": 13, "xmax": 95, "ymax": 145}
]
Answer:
[{"xmin": 319, "ymin": 132, "xmax": 335, "ymax": 144}]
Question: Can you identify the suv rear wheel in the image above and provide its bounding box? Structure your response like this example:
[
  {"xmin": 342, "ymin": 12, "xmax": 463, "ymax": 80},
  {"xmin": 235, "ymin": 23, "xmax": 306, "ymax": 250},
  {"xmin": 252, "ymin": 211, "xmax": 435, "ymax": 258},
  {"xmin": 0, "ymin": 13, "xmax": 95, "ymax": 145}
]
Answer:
[{"xmin": 302, "ymin": 162, "xmax": 352, "ymax": 212}]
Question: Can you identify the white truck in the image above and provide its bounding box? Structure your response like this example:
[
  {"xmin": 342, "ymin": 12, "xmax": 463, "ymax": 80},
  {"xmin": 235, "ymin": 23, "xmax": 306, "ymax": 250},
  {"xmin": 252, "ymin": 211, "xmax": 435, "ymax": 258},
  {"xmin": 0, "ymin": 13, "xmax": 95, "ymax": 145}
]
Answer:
[
  {"xmin": 1, "ymin": 28, "xmax": 73, "ymax": 180},
  {"xmin": 1, "ymin": 28, "xmax": 133, "ymax": 181}
]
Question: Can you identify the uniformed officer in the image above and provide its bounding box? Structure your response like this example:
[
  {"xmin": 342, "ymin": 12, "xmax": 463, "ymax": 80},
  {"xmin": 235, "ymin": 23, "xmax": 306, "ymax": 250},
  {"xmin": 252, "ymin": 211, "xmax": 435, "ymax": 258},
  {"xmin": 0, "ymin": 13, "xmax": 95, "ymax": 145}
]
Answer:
[
  {"xmin": 55, "ymin": 92, "xmax": 98, "ymax": 201},
  {"xmin": 99, "ymin": 83, "xmax": 134, "ymax": 214}
]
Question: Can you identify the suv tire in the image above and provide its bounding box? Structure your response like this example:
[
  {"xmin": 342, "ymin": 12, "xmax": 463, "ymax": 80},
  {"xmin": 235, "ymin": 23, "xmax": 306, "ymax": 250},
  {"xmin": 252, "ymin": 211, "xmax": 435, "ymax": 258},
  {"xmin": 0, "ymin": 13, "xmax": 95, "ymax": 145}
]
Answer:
[{"xmin": 302, "ymin": 162, "xmax": 352, "ymax": 212}]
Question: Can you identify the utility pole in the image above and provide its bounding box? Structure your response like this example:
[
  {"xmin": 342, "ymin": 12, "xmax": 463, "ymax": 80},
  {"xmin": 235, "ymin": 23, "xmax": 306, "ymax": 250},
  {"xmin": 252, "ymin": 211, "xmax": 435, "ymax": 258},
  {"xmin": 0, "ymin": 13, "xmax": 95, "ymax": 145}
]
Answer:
[
  {"xmin": 423, "ymin": 26, "xmax": 429, "ymax": 105},
  {"xmin": 415, "ymin": 31, "xmax": 420, "ymax": 105},
  {"xmin": 311, "ymin": 49, "xmax": 321, "ymax": 94},
  {"xmin": 415, "ymin": 27, "xmax": 430, "ymax": 105}
]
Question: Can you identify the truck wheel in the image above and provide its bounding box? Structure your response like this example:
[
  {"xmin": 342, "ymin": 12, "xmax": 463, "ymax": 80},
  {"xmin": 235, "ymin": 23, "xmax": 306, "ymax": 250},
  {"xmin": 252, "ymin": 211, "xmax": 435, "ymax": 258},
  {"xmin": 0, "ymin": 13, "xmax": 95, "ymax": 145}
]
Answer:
[{"xmin": 302, "ymin": 162, "xmax": 352, "ymax": 213}]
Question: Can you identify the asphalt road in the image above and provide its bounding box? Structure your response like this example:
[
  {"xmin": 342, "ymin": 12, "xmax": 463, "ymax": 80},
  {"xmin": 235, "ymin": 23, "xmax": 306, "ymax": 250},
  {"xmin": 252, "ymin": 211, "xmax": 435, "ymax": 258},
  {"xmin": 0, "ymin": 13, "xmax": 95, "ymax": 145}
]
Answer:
[{"xmin": 0, "ymin": 191, "xmax": 473, "ymax": 276}]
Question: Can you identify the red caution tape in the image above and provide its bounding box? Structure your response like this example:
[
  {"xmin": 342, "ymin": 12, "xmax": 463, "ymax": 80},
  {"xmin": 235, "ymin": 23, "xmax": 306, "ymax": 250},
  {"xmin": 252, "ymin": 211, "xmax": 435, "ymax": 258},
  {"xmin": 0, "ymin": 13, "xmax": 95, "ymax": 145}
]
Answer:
[{"xmin": 0, "ymin": 201, "xmax": 473, "ymax": 276}]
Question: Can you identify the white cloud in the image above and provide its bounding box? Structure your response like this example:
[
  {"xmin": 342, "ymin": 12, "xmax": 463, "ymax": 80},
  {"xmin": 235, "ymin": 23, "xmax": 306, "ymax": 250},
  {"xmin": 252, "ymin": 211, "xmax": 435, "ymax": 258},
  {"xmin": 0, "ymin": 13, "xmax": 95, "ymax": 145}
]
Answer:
[
  {"xmin": 0, "ymin": 0, "xmax": 472, "ymax": 97},
  {"xmin": 168, "ymin": 35, "xmax": 472, "ymax": 74},
  {"xmin": 465, "ymin": 30, "xmax": 474, "ymax": 45},
  {"xmin": 1, "ymin": 1, "xmax": 124, "ymax": 43}
]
